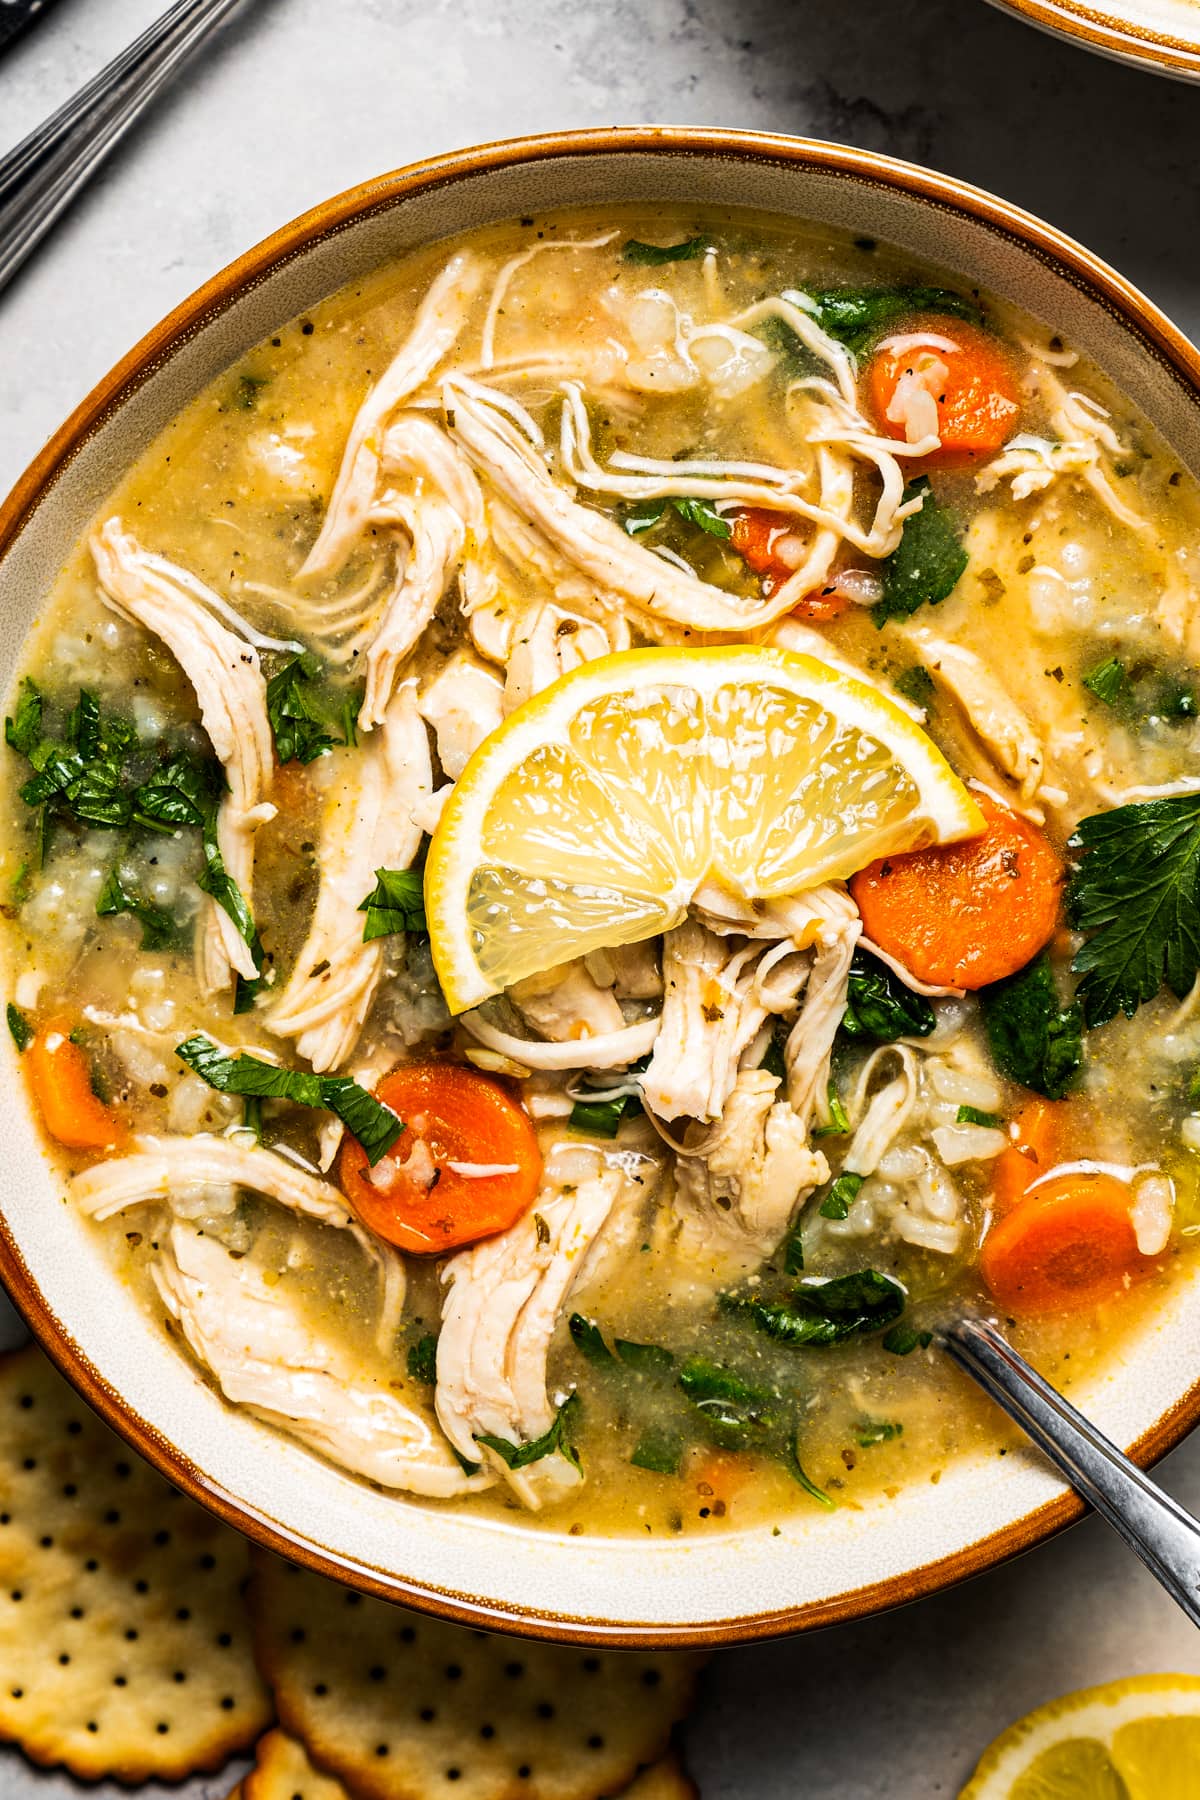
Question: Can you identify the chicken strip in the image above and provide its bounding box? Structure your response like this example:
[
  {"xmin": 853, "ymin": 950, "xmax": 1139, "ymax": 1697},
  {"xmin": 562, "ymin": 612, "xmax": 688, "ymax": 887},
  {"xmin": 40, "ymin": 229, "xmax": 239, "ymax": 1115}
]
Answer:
[
  {"xmin": 784, "ymin": 912, "xmax": 861, "ymax": 1133},
  {"xmin": 448, "ymin": 382, "xmax": 832, "ymax": 636},
  {"xmin": 417, "ymin": 652, "xmax": 504, "ymax": 778},
  {"xmin": 435, "ymin": 1148, "xmax": 625, "ymax": 1507},
  {"xmin": 674, "ymin": 1070, "xmax": 827, "ymax": 1271},
  {"xmin": 906, "ymin": 629, "xmax": 1046, "ymax": 806},
  {"xmin": 268, "ymin": 684, "xmax": 431, "ymax": 1071},
  {"xmin": 508, "ymin": 957, "xmax": 626, "ymax": 1042},
  {"xmin": 71, "ymin": 1132, "xmax": 405, "ymax": 1350},
  {"xmin": 642, "ymin": 920, "xmax": 809, "ymax": 1124},
  {"xmin": 154, "ymin": 1226, "xmax": 485, "ymax": 1499},
  {"xmin": 502, "ymin": 602, "xmax": 611, "ymax": 713},
  {"xmin": 359, "ymin": 493, "xmax": 467, "ymax": 729},
  {"xmin": 90, "ymin": 518, "xmax": 275, "ymax": 996},
  {"xmin": 299, "ymin": 253, "xmax": 484, "ymax": 582}
]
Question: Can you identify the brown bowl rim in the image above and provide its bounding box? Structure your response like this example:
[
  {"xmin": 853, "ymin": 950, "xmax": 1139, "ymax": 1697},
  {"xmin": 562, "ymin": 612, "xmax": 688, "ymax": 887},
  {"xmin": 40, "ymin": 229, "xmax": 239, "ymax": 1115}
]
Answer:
[
  {"xmin": 2, "ymin": 124, "xmax": 1200, "ymax": 1649},
  {"xmin": 987, "ymin": 0, "xmax": 1200, "ymax": 76}
]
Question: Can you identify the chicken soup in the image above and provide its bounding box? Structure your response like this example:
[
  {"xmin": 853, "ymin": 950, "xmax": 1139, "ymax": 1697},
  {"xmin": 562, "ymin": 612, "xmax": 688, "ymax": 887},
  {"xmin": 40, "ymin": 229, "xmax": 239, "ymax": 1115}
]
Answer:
[{"xmin": 4, "ymin": 207, "xmax": 1200, "ymax": 1536}]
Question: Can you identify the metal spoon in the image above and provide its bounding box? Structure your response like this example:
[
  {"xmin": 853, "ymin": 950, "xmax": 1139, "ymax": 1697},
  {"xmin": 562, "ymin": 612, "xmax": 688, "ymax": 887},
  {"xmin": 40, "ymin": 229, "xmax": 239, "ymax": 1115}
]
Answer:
[
  {"xmin": 941, "ymin": 1315, "xmax": 1200, "ymax": 1624},
  {"xmin": 0, "ymin": 0, "xmax": 245, "ymax": 297}
]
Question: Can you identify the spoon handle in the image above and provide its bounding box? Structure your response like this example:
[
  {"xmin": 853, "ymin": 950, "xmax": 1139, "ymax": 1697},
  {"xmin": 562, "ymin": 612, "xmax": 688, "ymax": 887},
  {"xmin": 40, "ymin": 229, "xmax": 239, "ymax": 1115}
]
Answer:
[
  {"xmin": 0, "ymin": 0, "xmax": 243, "ymax": 296},
  {"xmin": 940, "ymin": 1315, "xmax": 1200, "ymax": 1626}
]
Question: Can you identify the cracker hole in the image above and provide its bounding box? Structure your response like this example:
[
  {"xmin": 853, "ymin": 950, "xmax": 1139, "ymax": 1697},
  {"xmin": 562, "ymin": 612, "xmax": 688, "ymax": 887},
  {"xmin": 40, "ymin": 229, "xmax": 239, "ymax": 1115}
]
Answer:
[
  {"xmin": 103, "ymin": 1510, "xmax": 120, "ymax": 1525},
  {"xmin": 480, "ymin": 1724, "xmax": 495, "ymax": 1740},
  {"xmin": 9, "ymin": 1688, "xmax": 22, "ymax": 1700},
  {"xmin": 536, "ymin": 1703, "xmax": 554, "ymax": 1719},
  {"xmin": 172, "ymin": 1671, "xmax": 186, "ymax": 1684},
  {"xmin": 18, "ymin": 1394, "xmax": 33, "ymax": 1409},
  {"xmin": 517, "ymin": 1765, "xmax": 532, "ymax": 1780},
  {"xmin": 641, "ymin": 1668, "xmax": 661, "ymax": 1687},
  {"xmin": 0, "ymin": 1514, "xmax": 9, "ymax": 1525},
  {"xmin": 587, "ymin": 1734, "xmax": 604, "ymax": 1750},
  {"xmin": 155, "ymin": 1723, "xmax": 169, "ymax": 1735},
  {"xmin": 113, "ymin": 1462, "xmax": 131, "ymax": 1479},
  {"xmin": 217, "ymin": 1632, "xmax": 232, "ymax": 1647},
  {"xmin": 66, "ymin": 1421, "xmax": 81, "ymax": 1436},
  {"xmin": 314, "ymin": 1684, "xmax": 328, "ymax": 1697},
  {"xmin": 504, "ymin": 1662, "xmax": 524, "ymax": 1679},
  {"xmin": 21, "ymin": 1458, "xmax": 35, "ymax": 1471},
  {"xmin": 582, "ymin": 1657, "xmax": 600, "ymax": 1673},
  {"xmin": 134, "ymin": 1580, "xmax": 149, "ymax": 1594},
  {"xmin": 114, "ymin": 1677, "xmax": 127, "ymax": 1688},
  {"xmin": 125, "ymin": 1629, "xmax": 138, "ymax": 1642},
  {"xmin": 153, "ymin": 1530, "xmax": 171, "ymax": 1546},
  {"xmin": 86, "ymin": 1723, "xmax": 98, "ymax": 1734},
  {"xmin": 39, "ymin": 1536, "xmax": 52, "ymax": 1548},
  {"xmin": 368, "ymin": 1665, "xmax": 386, "ymax": 1682},
  {"xmin": 9, "ymin": 1590, "xmax": 22, "ymax": 1602},
  {"xmin": 399, "ymin": 1625, "xmax": 416, "ymax": 1643},
  {"xmin": 375, "ymin": 1744, "xmax": 390, "ymax": 1758},
  {"xmin": 289, "ymin": 1627, "xmax": 305, "ymax": 1643},
  {"xmin": 61, "ymin": 1485, "xmax": 76, "ymax": 1498},
  {"xmin": 447, "ymin": 1768, "xmax": 462, "ymax": 1782},
  {"xmin": 419, "ymin": 1708, "xmax": 436, "ymax": 1723},
  {"xmin": 198, "ymin": 1554, "xmax": 215, "ymax": 1571},
  {"xmin": 57, "ymin": 1654, "xmax": 70, "ymax": 1666},
  {"xmin": 220, "ymin": 1696, "xmax": 234, "ymax": 1711},
  {"xmin": 446, "ymin": 1664, "xmax": 462, "ymax": 1681},
  {"xmin": 176, "ymin": 1608, "xmax": 190, "ymax": 1621},
  {"xmin": 85, "ymin": 1560, "xmax": 98, "ymax": 1573},
  {"xmin": 69, "ymin": 1607, "xmax": 84, "ymax": 1620}
]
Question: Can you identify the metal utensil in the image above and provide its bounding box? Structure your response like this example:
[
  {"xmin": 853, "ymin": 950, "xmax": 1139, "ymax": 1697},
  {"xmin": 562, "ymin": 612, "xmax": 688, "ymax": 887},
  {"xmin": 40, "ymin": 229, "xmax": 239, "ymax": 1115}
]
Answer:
[
  {"xmin": 0, "ymin": 0, "xmax": 61, "ymax": 56},
  {"xmin": 942, "ymin": 1315, "xmax": 1200, "ymax": 1625},
  {"xmin": 0, "ymin": 0, "xmax": 245, "ymax": 296}
]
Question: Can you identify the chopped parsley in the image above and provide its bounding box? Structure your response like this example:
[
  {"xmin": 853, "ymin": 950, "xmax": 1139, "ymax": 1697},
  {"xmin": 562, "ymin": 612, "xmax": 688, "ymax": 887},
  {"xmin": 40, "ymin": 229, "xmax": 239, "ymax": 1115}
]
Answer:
[
  {"xmin": 854, "ymin": 1416, "xmax": 903, "ymax": 1449},
  {"xmin": 265, "ymin": 652, "xmax": 344, "ymax": 765},
  {"xmin": 358, "ymin": 866, "xmax": 426, "ymax": 941},
  {"xmin": 882, "ymin": 1324, "xmax": 933, "ymax": 1357},
  {"xmin": 956, "ymin": 1104, "xmax": 1003, "ymax": 1129},
  {"xmin": 724, "ymin": 1269, "xmax": 905, "ymax": 1348},
  {"xmin": 893, "ymin": 665, "xmax": 935, "ymax": 711},
  {"xmin": 96, "ymin": 867, "xmax": 185, "ymax": 951},
  {"xmin": 477, "ymin": 1393, "xmax": 582, "ymax": 1471},
  {"xmin": 6, "ymin": 1004, "xmax": 32, "ymax": 1052},
  {"xmin": 840, "ymin": 948, "xmax": 935, "ymax": 1044},
  {"xmin": 406, "ymin": 1334, "xmax": 438, "ymax": 1385},
  {"xmin": 818, "ymin": 1169, "xmax": 864, "ymax": 1220},
  {"xmin": 622, "ymin": 496, "xmax": 730, "ymax": 539}
]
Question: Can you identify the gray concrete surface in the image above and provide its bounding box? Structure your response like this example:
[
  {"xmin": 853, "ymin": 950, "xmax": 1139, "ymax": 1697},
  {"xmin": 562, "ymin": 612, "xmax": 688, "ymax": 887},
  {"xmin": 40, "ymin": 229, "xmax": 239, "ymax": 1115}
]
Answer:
[{"xmin": 1, "ymin": 1, "xmax": 1198, "ymax": 1794}]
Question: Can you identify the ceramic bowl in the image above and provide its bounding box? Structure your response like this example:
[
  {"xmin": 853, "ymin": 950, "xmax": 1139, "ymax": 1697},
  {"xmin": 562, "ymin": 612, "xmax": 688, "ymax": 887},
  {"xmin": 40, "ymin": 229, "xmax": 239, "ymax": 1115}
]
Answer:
[
  {"xmin": 984, "ymin": 0, "xmax": 1200, "ymax": 81},
  {"xmin": 2, "ymin": 128, "xmax": 1200, "ymax": 1647}
]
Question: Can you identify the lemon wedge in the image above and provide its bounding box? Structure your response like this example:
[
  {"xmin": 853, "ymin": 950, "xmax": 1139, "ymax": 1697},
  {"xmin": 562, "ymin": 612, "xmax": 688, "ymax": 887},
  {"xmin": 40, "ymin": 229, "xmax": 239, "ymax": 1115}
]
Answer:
[
  {"xmin": 960, "ymin": 1673, "xmax": 1200, "ymax": 1798},
  {"xmin": 425, "ymin": 645, "xmax": 983, "ymax": 1014}
]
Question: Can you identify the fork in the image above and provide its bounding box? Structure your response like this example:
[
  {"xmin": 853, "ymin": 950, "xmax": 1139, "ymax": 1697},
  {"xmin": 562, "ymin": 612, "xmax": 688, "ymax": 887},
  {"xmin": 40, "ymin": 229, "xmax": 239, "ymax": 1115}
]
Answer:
[{"xmin": 0, "ymin": 0, "xmax": 245, "ymax": 297}]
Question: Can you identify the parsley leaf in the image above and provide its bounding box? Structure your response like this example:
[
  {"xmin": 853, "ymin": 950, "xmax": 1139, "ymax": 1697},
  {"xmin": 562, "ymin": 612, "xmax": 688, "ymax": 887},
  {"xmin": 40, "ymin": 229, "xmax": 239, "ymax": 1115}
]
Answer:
[
  {"xmin": 1082, "ymin": 656, "xmax": 1131, "ymax": 710},
  {"xmin": 893, "ymin": 665, "xmax": 935, "ymax": 711},
  {"xmin": 1067, "ymin": 796, "xmax": 1200, "ymax": 1027},
  {"xmin": 568, "ymin": 1313, "xmax": 614, "ymax": 1363},
  {"xmin": 840, "ymin": 948, "xmax": 935, "ymax": 1043},
  {"xmin": 957, "ymin": 1104, "xmax": 1003, "ymax": 1128},
  {"xmin": 818, "ymin": 1170, "xmax": 864, "ymax": 1220},
  {"xmin": 881, "ymin": 1323, "xmax": 932, "ymax": 1356},
  {"xmin": 630, "ymin": 1428, "xmax": 682, "ymax": 1474},
  {"xmin": 407, "ymin": 1334, "xmax": 438, "ymax": 1385},
  {"xmin": 96, "ymin": 867, "xmax": 185, "ymax": 951},
  {"xmin": 174, "ymin": 1033, "xmax": 402, "ymax": 1165},
  {"xmin": 477, "ymin": 1393, "xmax": 582, "ymax": 1470},
  {"xmin": 5, "ymin": 679, "xmax": 42, "ymax": 756},
  {"xmin": 981, "ymin": 952, "xmax": 1083, "ymax": 1097},
  {"xmin": 855, "ymin": 1416, "xmax": 903, "ymax": 1448},
  {"xmin": 358, "ymin": 866, "xmax": 426, "ymax": 941},
  {"xmin": 872, "ymin": 478, "xmax": 968, "ymax": 627},
  {"xmin": 6, "ymin": 1003, "xmax": 33, "ymax": 1052},
  {"xmin": 266, "ymin": 652, "xmax": 341, "ymax": 766},
  {"xmin": 622, "ymin": 496, "xmax": 730, "ymax": 540},
  {"xmin": 568, "ymin": 1091, "xmax": 641, "ymax": 1137},
  {"xmin": 622, "ymin": 236, "xmax": 707, "ymax": 266}
]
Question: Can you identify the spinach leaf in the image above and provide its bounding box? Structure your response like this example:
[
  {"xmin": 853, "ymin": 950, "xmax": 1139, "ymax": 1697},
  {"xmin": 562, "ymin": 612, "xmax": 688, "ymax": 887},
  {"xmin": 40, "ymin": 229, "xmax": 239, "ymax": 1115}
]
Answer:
[
  {"xmin": 1082, "ymin": 654, "xmax": 1196, "ymax": 727},
  {"xmin": 818, "ymin": 1170, "xmax": 864, "ymax": 1220},
  {"xmin": 872, "ymin": 478, "xmax": 968, "ymax": 627},
  {"xmin": 6, "ymin": 1003, "xmax": 33, "ymax": 1052},
  {"xmin": 893, "ymin": 665, "xmax": 935, "ymax": 711},
  {"xmin": 981, "ymin": 952, "xmax": 1084, "ymax": 1097},
  {"xmin": 622, "ymin": 236, "xmax": 707, "ymax": 266},
  {"xmin": 677, "ymin": 1358, "xmax": 782, "ymax": 1438},
  {"xmin": 812, "ymin": 1082, "xmax": 850, "ymax": 1138},
  {"xmin": 630, "ymin": 1428, "xmax": 682, "ymax": 1475},
  {"xmin": 1082, "ymin": 656, "xmax": 1130, "ymax": 710},
  {"xmin": 96, "ymin": 867, "xmax": 185, "ymax": 951},
  {"xmin": 615, "ymin": 1338, "xmax": 674, "ymax": 1374},
  {"xmin": 781, "ymin": 1440, "xmax": 835, "ymax": 1509},
  {"xmin": 266, "ymin": 651, "xmax": 341, "ymax": 766},
  {"xmin": 726, "ymin": 1269, "xmax": 905, "ymax": 1348},
  {"xmin": 956, "ymin": 1104, "xmax": 1003, "ymax": 1128},
  {"xmin": 783, "ymin": 1222, "xmax": 804, "ymax": 1276},
  {"xmin": 407, "ymin": 1334, "xmax": 438, "ymax": 1385},
  {"xmin": 5, "ymin": 679, "xmax": 42, "ymax": 756},
  {"xmin": 568, "ymin": 1313, "xmax": 614, "ymax": 1363},
  {"xmin": 477, "ymin": 1393, "xmax": 581, "ymax": 1471},
  {"xmin": 132, "ymin": 753, "xmax": 221, "ymax": 832},
  {"xmin": 358, "ymin": 866, "xmax": 426, "ymax": 941},
  {"xmin": 855, "ymin": 1416, "xmax": 903, "ymax": 1448},
  {"xmin": 840, "ymin": 948, "xmax": 935, "ymax": 1043},
  {"xmin": 759, "ymin": 1027, "xmax": 788, "ymax": 1082},
  {"xmin": 175, "ymin": 1033, "xmax": 402, "ymax": 1165},
  {"xmin": 569, "ymin": 1090, "xmax": 641, "ymax": 1137},
  {"xmin": 881, "ymin": 1323, "xmax": 932, "ymax": 1356},
  {"xmin": 807, "ymin": 284, "xmax": 982, "ymax": 353},
  {"xmin": 1067, "ymin": 797, "xmax": 1200, "ymax": 1027},
  {"xmin": 622, "ymin": 496, "xmax": 730, "ymax": 539}
]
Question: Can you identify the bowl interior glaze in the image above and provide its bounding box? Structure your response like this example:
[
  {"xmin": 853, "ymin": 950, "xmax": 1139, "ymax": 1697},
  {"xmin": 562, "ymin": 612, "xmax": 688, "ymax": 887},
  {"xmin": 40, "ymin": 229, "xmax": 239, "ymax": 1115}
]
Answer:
[{"xmin": 2, "ymin": 129, "xmax": 1200, "ymax": 1646}]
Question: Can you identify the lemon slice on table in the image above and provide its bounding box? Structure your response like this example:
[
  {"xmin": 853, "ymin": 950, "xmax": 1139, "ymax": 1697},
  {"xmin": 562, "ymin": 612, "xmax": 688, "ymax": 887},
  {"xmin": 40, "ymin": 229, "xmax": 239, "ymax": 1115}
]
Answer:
[
  {"xmin": 959, "ymin": 1674, "xmax": 1200, "ymax": 1799},
  {"xmin": 425, "ymin": 645, "xmax": 983, "ymax": 1014}
]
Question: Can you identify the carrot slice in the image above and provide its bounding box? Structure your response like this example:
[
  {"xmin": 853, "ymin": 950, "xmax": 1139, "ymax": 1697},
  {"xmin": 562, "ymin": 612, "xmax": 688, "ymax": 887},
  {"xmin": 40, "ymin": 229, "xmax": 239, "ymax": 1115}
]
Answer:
[
  {"xmin": 729, "ymin": 509, "xmax": 852, "ymax": 619},
  {"xmin": 848, "ymin": 793, "xmax": 1063, "ymax": 989},
  {"xmin": 338, "ymin": 1062, "xmax": 542, "ymax": 1255},
  {"xmin": 980, "ymin": 1172, "xmax": 1147, "ymax": 1312},
  {"xmin": 992, "ymin": 1098, "xmax": 1068, "ymax": 1215},
  {"xmin": 688, "ymin": 1447, "xmax": 753, "ymax": 1508},
  {"xmin": 26, "ymin": 1019, "xmax": 125, "ymax": 1151},
  {"xmin": 866, "ymin": 315, "xmax": 1020, "ymax": 466}
]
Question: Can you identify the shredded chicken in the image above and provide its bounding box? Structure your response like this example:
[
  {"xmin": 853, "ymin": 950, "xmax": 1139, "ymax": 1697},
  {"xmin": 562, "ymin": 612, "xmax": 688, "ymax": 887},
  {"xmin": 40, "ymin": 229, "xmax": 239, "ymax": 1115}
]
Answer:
[
  {"xmin": 642, "ymin": 921, "xmax": 810, "ymax": 1123},
  {"xmin": 674, "ymin": 1070, "xmax": 826, "ymax": 1270},
  {"xmin": 71, "ymin": 1132, "xmax": 405, "ymax": 1349},
  {"xmin": 784, "ymin": 912, "xmax": 862, "ymax": 1132},
  {"xmin": 153, "ymin": 1226, "xmax": 484, "ymax": 1498},
  {"xmin": 502, "ymin": 602, "xmax": 610, "ymax": 713},
  {"xmin": 417, "ymin": 652, "xmax": 503, "ymax": 778},
  {"xmin": 906, "ymin": 628, "xmax": 1047, "ymax": 808},
  {"xmin": 267, "ymin": 684, "xmax": 431, "ymax": 1071},
  {"xmin": 90, "ymin": 519, "xmax": 275, "ymax": 996},
  {"xmin": 508, "ymin": 958, "xmax": 626, "ymax": 1041},
  {"xmin": 299, "ymin": 254, "xmax": 485, "ymax": 582},
  {"xmin": 435, "ymin": 1149, "xmax": 626, "ymax": 1507}
]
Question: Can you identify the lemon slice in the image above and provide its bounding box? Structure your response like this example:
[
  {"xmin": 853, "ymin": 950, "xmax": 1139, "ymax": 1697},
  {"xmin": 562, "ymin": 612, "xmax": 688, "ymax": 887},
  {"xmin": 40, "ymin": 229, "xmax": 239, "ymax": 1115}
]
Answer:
[
  {"xmin": 426, "ymin": 645, "xmax": 983, "ymax": 1014},
  {"xmin": 960, "ymin": 1673, "xmax": 1200, "ymax": 1798}
]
